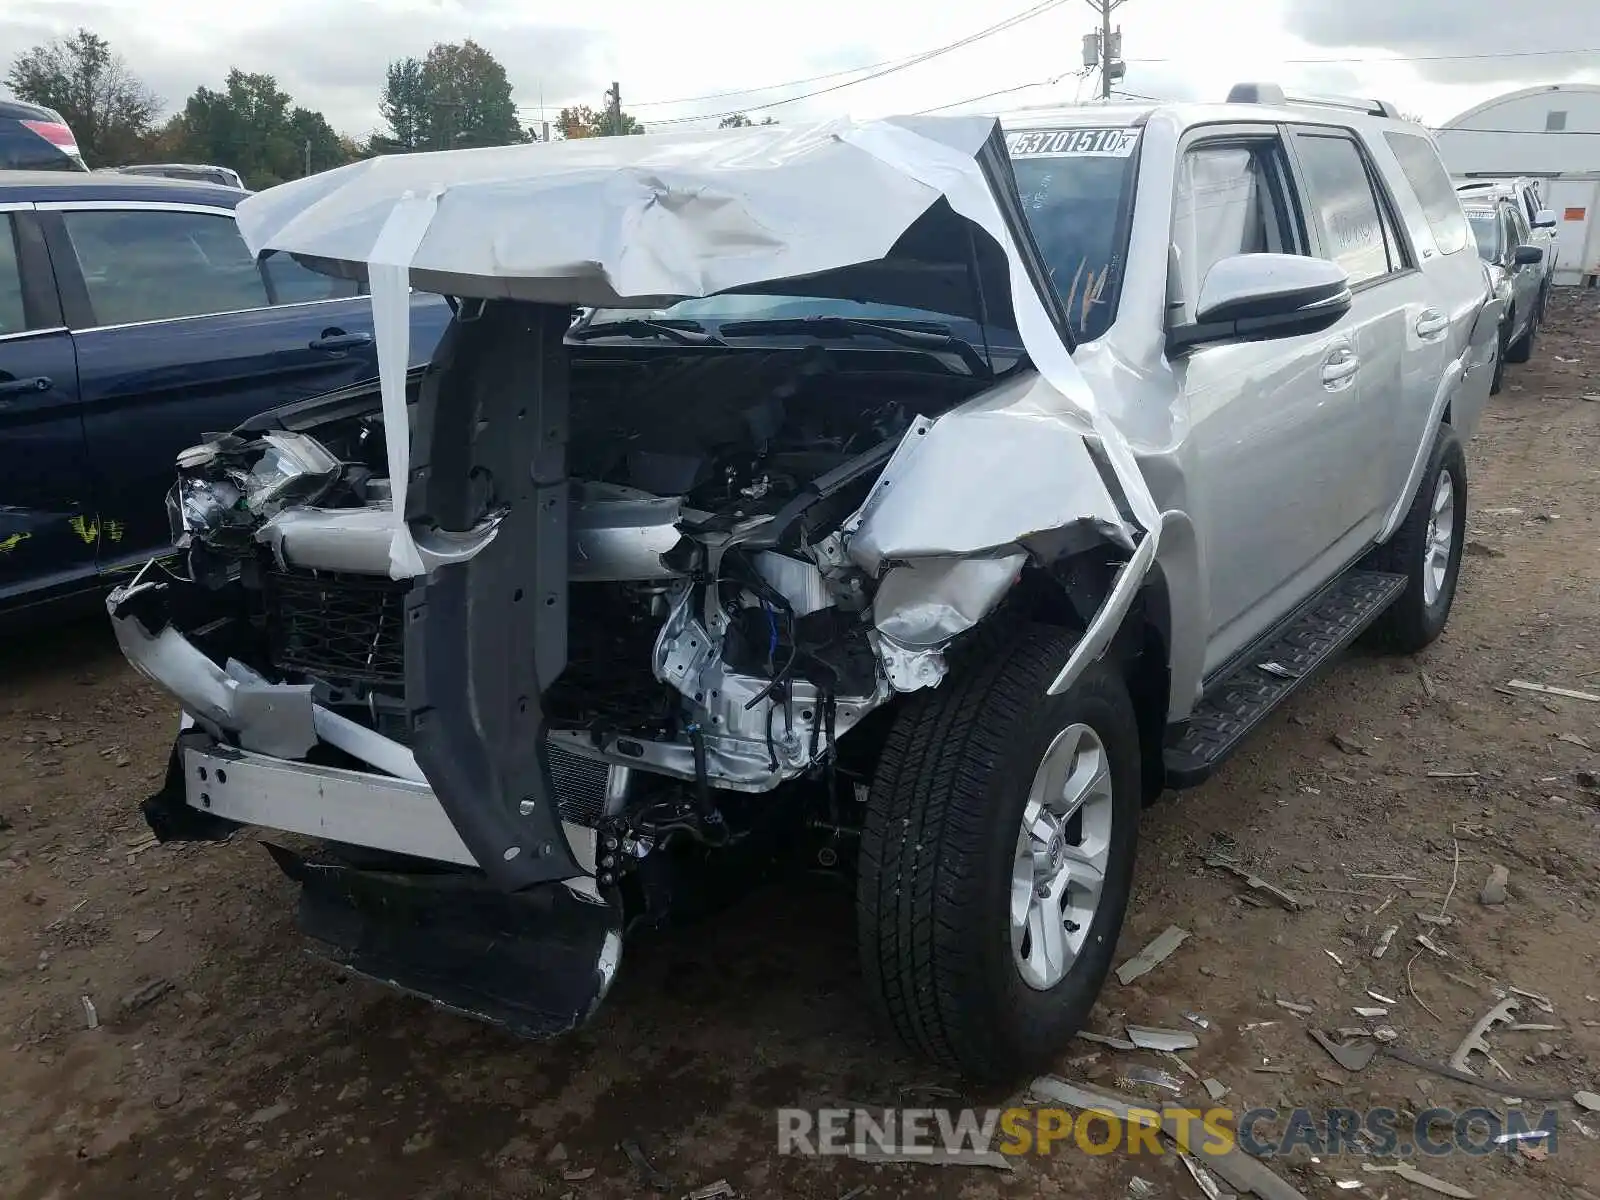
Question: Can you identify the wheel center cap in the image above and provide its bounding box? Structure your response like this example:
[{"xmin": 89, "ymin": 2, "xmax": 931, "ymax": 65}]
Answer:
[{"xmin": 1047, "ymin": 830, "xmax": 1065, "ymax": 870}]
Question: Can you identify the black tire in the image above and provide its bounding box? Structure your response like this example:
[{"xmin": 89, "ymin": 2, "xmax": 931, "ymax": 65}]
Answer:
[
  {"xmin": 1365, "ymin": 424, "xmax": 1467, "ymax": 654},
  {"xmin": 857, "ymin": 625, "xmax": 1141, "ymax": 1082},
  {"xmin": 1506, "ymin": 312, "xmax": 1535, "ymax": 364}
]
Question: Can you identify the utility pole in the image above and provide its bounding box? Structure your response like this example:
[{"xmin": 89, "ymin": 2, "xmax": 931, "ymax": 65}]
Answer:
[
  {"xmin": 304, "ymin": 138, "xmax": 311, "ymax": 177},
  {"xmin": 605, "ymin": 81, "xmax": 622, "ymax": 136},
  {"xmin": 1082, "ymin": 0, "xmax": 1128, "ymax": 100}
]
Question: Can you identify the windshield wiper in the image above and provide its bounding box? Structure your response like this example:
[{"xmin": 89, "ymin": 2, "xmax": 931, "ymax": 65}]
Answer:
[
  {"xmin": 715, "ymin": 316, "xmax": 993, "ymax": 377},
  {"xmin": 568, "ymin": 318, "xmax": 724, "ymax": 346}
]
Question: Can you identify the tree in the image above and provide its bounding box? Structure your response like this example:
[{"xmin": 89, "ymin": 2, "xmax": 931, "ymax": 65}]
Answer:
[
  {"xmin": 289, "ymin": 107, "xmax": 344, "ymax": 177},
  {"xmin": 377, "ymin": 40, "xmax": 525, "ymax": 151},
  {"xmin": 376, "ymin": 57, "xmax": 428, "ymax": 151},
  {"xmin": 4, "ymin": 29, "xmax": 159, "ymax": 165},
  {"xmin": 179, "ymin": 70, "xmax": 296, "ymax": 187},
  {"xmin": 557, "ymin": 93, "xmax": 643, "ymax": 138},
  {"xmin": 720, "ymin": 113, "xmax": 777, "ymax": 128}
]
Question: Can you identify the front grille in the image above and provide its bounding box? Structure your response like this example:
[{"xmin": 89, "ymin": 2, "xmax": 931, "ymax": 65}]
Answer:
[{"xmin": 265, "ymin": 569, "xmax": 407, "ymax": 688}]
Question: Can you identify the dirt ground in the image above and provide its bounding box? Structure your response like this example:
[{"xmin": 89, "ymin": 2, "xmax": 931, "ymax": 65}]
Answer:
[{"xmin": 3, "ymin": 292, "xmax": 1598, "ymax": 1200}]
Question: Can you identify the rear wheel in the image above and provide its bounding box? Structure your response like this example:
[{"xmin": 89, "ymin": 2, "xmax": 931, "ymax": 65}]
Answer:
[
  {"xmin": 857, "ymin": 626, "xmax": 1141, "ymax": 1081},
  {"xmin": 1365, "ymin": 424, "xmax": 1467, "ymax": 654}
]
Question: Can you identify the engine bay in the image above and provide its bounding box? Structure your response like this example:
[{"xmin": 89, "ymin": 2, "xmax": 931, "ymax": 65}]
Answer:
[{"xmin": 156, "ymin": 340, "xmax": 992, "ymax": 866}]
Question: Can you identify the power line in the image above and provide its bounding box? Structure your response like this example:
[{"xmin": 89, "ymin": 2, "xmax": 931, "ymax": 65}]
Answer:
[
  {"xmin": 1128, "ymin": 45, "xmax": 1600, "ymax": 64},
  {"xmin": 639, "ymin": 0, "xmax": 1074, "ymax": 127},
  {"xmin": 914, "ymin": 73, "xmax": 1079, "ymax": 115}
]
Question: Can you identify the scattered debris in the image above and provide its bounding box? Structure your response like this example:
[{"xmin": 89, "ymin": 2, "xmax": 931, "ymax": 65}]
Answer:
[
  {"xmin": 686, "ymin": 1181, "xmax": 735, "ymax": 1199},
  {"xmin": 1427, "ymin": 770, "xmax": 1479, "ymax": 779},
  {"xmin": 1373, "ymin": 1026, "xmax": 1399, "ymax": 1044},
  {"xmin": 1126, "ymin": 1025, "xmax": 1199, "ymax": 1052},
  {"xmin": 564, "ymin": 1168, "xmax": 597, "ymax": 1182},
  {"xmin": 1127, "ymin": 1179, "xmax": 1157, "ymax": 1199},
  {"xmin": 1029, "ymin": 1076, "xmax": 1311, "ymax": 1200},
  {"xmin": 1204, "ymin": 855, "xmax": 1306, "ymax": 910},
  {"xmin": 1077, "ymin": 1030, "xmax": 1140, "ymax": 1051},
  {"xmin": 1372, "ymin": 894, "xmax": 1394, "ymax": 916},
  {"xmin": 1381, "ymin": 1041, "xmax": 1571, "ymax": 1099},
  {"xmin": 1202, "ymin": 1077, "xmax": 1228, "ymax": 1101},
  {"xmin": 1372, "ymin": 926, "xmax": 1398, "ymax": 959},
  {"xmin": 1419, "ymin": 670, "xmax": 1439, "ymax": 701},
  {"xmin": 1353, "ymin": 1007, "xmax": 1389, "ymax": 1018},
  {"xmin": 1508, "ymin": 985, "xmax": 1555, "ymax": 1013},
  {"xmin": 1310, "ymin": 1030, "xmax": 1377, "ymax": 1072},
  {"xmin": 1493, "ymin": 1128, "xmax": 1549, "ymax": 1146},
  {"xmin": 1182, "ymin": 1011, "xmax": 1211, "ymax": 1031},
  {"xmin": 1518, "ymin": 1138, "xmax": 1548, "ymax": 1163},
  {"xmin": 1257, "ymin": 661, "xmax": 1299, "ymax": 680},
  {"xmin": 1367, "ymin": 989, "xmax": 1397, "ymax": 1005},
  {"xmin": 1478, "ymin": 864, "xmax": 1510, "ymax": 906},
  {"xmin": 620, "ymin": 1139, "xmax": 672, "ymax": 1191},
  {"xmin": 1331, "ymin": 732, "xmax": 1370, "ymax": 756},
  {"xmin": 80, "ymin": 996, "xmax": 98, "ymax": 1030},
  {"xmin": 1275, "ymin": 999, "xmax": 1315, "ymax": 1016},
  {"xmin": 1123, "ymin": 1066, "xmax": 1185, "ymax": 1094},
  {"xmin": 1557, "ymin": 732, "xmax": 1593, "ymax": 750},
  {"xmin": 119, "ymin": 978, "xmax": 173, "ymax": 1016},
  {"xmin": 1178, "ymin": 1149, "xmax": 1226, "ymax": 1199},
  {"xmin": 1350, "ymin": 872, "xmax": 1420, "ymax": 882},
  {"xmin": 1416, "ymin": 913, "xmax": 1453, "ymax": 926},
  {"xmin": 1361, "ymin": 1162, "xmax": 1475, "ymax": 1198},
  {"xmin": 1508, "ymin": 1023, "xmax": 1560, "ymax": 1032},
  {"xmin": 1505, "ymin": 679, "xmax": 1600, "ymax": 703},
  {"xmin": 1415, "ymin": 934, "xmax": 1450, "ymax": 958},
  {"xmin": 1574, "ymin": 1090, "xmax": 1600, "ymax": 1112},
  {"xmin": 1325, "ymin": 949, "xmax": 1346, "ymax": 968},
  {"xmin": 1449, "ymin": 997, "xmax": 1520, "ymax": 1079},
  {"xmin": 247, "ymin": 1101, "xmax": 292, "ymax": 1126},
  {"xmin": 1115, "ymin": 925, "xmax": 1190, "ymax": 985},
  {"xmin": 1243, "ymin": 1021, "xmax": 1278, "ymax": 1032},
  {"xmin": 133, "ymin": 928, "xmax": 162, "ymax": 944},
  {"xmin": 1255, "ymin": 1064, "xmax": 1294, "ymax": 1074}
]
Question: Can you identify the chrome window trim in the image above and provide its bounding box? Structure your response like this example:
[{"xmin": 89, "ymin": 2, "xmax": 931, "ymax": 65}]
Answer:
[{"xmin": 0, "ymin": 325, "xmax": 69, "ymax": 344}]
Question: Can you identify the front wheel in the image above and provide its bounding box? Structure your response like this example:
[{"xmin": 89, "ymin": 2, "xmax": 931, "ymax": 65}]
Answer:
[
  {"xmin": 1365, "ymin": 424, "xmax": 1467, "ymax": 654},
  {"xmin": 857, "ymin": 626, "xmax": 1142, "ymax": 1081}
]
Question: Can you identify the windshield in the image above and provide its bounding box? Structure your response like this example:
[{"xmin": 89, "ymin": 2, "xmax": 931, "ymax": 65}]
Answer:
[
  {"xmin": 1467, "ymin": 211, "xmax": 1501, "ymax": 263},
  {"xmin": 580, "ymin": 124, "xmax": 1138, "ymax": 349},
  {"xmin": 1007, "ymin": 128, "xmax": 1138, "ymax": 343}
]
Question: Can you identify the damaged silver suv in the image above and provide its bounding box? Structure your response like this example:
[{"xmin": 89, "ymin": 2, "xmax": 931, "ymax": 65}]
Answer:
[{"xmin": 110, "ymin": 86, "xmax": 1498, "ymax": 1081}]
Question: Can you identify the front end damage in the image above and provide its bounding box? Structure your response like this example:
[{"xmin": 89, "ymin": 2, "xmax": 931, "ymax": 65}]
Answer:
[{"xmin": 111, "ymin": 115, "xmax": 1156, "ymax": 1040}]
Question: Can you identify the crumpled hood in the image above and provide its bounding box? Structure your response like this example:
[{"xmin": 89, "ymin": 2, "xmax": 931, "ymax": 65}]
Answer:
[{"xmin": 234, "ymin": 114, "xmax": 1158, "ymax": 577}]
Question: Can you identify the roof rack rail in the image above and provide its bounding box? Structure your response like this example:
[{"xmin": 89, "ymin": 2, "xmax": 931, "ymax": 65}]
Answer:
[{"xmin": 1226, "ymin": 82, "xmax": 1400, "ymax": 120}]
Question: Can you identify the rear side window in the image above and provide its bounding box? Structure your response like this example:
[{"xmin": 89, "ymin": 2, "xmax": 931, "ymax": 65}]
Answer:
[
  {"xmin": 62, "ymin": 209, "xmax": 269, "ymax": 326},
  {"xmin": 0, "ymin": 218, "xmax": 26, "ymax": 334},
  {"xmin": 1383, "ymin": 131, "xmax": 1471, "ymax": 256},
  {"xmin": 1294, "ymin": 132, "xmax": 1404, "ymax": 286}
]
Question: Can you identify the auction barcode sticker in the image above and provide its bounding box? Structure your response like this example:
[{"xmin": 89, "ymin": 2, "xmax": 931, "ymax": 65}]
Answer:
[{"xmin": 1005, "ymin": 127, "xmax": 1138, "ymax": 158}]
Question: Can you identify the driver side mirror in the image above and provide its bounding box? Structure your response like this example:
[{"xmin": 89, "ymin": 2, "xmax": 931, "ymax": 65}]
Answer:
[
  {"xmin": 1514, "ymin": 244, "xmax": 1544, "ymax": 266},
  {"xmin": 1532, "ymin": 208, "xmax": 1558, "ymax": 229},
  {"xmin": 1167, "ymin": 253, "xmax": 1351, "ymax": 355}
]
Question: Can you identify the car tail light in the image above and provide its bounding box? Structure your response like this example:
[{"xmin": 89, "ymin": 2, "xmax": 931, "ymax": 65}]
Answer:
[{"xmin": 20, "ymin": 119, "xmax": 80, "ymax": 156}]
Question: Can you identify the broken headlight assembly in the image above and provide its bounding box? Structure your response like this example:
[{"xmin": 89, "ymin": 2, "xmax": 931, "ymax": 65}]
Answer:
[{"xmin": 167, "ymin": 432, "xmax": 343, "ymax": 549}]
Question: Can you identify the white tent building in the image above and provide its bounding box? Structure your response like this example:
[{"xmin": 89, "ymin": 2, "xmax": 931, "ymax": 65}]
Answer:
[{"xmin": 1435, "ymin": 83, "xmax": 1600, "ymax": 285}]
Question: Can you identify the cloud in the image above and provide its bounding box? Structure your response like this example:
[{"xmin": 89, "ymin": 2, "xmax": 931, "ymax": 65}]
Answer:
[
  {"xmin": 1, "ymin": 0, "xmax": 610, "ymax": 135},
  {"xmin": 1281, "ymin": 0, "xmax": 1600, "ymax": 86}
]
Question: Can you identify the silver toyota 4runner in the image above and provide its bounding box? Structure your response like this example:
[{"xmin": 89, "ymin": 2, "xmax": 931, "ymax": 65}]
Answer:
[{"xmin": 109, "ymin": 84, "xmax": 1499, "ymax": 1081}]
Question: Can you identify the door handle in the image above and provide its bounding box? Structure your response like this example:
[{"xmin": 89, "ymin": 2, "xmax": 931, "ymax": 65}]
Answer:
[
  {"xmin": 0, "ymin": 375, "xmax": 52, "ymax": 398},
  {"xmin": 309, "ymin": 331, "xmax": 373, "ymax": 351},
  {"xmin": 1415, "ymin": 309, "xmax": 1449, "ymax": 339},
  {"xmin": 1321, "ymin": 347, "xmax": 1359, "ymax": 388}
]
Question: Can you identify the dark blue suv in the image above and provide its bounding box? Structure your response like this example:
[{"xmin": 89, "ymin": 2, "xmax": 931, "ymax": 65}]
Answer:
[{"xmin": 0, "ymin": 170, "xmax": 452, "ymax": 622}]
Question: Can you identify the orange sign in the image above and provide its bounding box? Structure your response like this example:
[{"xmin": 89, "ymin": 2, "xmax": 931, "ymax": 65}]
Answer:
[{"xmin": 1564, "ymin": 207, "xmax": 1588, "ymax": 221}]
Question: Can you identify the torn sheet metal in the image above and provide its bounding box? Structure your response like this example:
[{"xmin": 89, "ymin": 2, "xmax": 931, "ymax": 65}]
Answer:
[
  {"xmin": 232, "ymin": 115, "xmax": 1158, "ymax": 581},
  {"xmin": 110, "ymin": 577, "xmax": 424, "ymax": 782}
]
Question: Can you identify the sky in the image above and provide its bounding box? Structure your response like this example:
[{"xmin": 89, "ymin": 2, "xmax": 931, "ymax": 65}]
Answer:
[{"xmin": 3, "ymin": 0, "xmax": 1598, "ymax": 141}]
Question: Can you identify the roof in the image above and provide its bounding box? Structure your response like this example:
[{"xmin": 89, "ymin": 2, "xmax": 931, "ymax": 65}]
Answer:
[
  {"xmin": 994, "ymin": 97, "xmax": 1430, "ymax": 137},
  {"xmin": 1441, "ymin": 82, "xmax": 1600, "ymax": 129},
  {"xmin": 0, "ymin": 170, "xmax": 247, "ymax": 207}
]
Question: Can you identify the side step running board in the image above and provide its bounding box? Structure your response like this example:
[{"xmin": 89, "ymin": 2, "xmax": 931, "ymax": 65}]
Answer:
[{"xmin": 1164, "ymin": 570, "xmax": 1407, "ymax": 787}]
